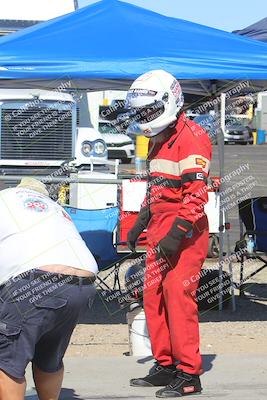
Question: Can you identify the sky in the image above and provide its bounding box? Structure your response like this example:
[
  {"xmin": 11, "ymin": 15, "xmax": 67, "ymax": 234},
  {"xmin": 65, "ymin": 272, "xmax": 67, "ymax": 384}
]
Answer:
[{"xmin": 78, "ymin": 0, "xmax": 266, "ymax": 32}]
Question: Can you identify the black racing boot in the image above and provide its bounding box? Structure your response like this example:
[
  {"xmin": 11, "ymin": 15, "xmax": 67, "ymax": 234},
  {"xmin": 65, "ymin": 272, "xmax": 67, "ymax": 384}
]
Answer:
[
  {"xmin": 130, "ymin": 362, "xmax": 176, "ymax": 387},
  {"xmin": 155, "ymin": 369, "xmax": 202, "ymax": 397}
]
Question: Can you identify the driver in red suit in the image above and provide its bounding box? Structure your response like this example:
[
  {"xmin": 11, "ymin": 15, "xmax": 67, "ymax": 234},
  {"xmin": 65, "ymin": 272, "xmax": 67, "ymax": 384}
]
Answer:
[{"xmin": 126, "ymin": 70, "xmax": 212, "ymax": 398}]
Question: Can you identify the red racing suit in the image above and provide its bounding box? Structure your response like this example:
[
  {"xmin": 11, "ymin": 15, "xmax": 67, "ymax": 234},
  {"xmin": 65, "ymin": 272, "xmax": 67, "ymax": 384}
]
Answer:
[{"xmin": 142, "ymin": 112, "xmax": 212, "ymax": 375}]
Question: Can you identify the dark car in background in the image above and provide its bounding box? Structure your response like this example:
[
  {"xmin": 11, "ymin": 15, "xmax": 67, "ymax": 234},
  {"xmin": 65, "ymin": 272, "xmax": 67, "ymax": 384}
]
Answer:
[
  {"xmin": 224, "ymin": 116, "xmax": 253, "ymax": 145},
  {"xmin": 194, "ymin": 114, "xmax": 253, "ymax": 145}
]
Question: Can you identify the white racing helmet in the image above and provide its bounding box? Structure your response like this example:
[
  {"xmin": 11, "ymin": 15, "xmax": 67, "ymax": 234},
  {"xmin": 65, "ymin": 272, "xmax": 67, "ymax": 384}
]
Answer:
[{"xmin": 125, "ymin": 70, "xmax": 184, "ymax": 137}]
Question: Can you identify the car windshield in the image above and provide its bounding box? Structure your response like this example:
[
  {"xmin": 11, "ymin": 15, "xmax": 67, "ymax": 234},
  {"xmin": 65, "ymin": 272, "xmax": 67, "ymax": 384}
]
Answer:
[
  {"xmin": 99, "ymin": 122, "xmax": 121, "ymax": 134},
  {"xmin": 194, "ymin": 114, "xmax": 218, "ymax": 129},
  {"xmin": 194, "ymin": 114, "xmax": 248, "ymax": 130},
  {"xmin": 225, "ymin": 117, "xmax": 244, "ymax": 128},
  {"xmin": 194, "ymin": 114, "xmax": 214, "ymax": 124}
]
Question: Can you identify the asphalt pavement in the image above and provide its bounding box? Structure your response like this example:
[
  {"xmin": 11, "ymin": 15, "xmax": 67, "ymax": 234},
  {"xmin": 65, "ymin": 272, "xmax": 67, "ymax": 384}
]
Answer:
[
  {"xmin": 25, "ymin": 354, "xmax": 267, "ymax": 399},
  {"xmin": 210, "ymin": 144, "xmax": 267, "ymax": 243}
]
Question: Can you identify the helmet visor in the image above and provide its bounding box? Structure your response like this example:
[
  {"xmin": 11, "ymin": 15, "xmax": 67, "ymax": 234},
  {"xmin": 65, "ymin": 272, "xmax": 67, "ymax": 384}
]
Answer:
[{"xmin": 131, "ymin": 100, "xmax": 165, "ymax": 125}]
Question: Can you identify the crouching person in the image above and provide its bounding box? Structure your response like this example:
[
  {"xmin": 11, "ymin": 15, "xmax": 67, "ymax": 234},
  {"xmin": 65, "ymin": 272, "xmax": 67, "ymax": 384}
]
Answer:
[{"xmin": 0, "ymin": 178, "xmax": 98, "ymax": 400}]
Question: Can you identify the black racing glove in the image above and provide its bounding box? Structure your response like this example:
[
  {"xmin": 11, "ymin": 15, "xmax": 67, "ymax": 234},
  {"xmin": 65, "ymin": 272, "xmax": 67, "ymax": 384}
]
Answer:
[
  {"xmin": 127, "ymin": 206, "xmax": 150, "ymax": 251},
  {"xmin": 158, "ymin": 217, "xmax": 193, "ymax": 258}
]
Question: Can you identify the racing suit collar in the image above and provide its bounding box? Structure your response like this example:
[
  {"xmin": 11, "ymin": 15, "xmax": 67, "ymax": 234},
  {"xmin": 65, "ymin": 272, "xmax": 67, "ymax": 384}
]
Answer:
[
  {"xmin": 175, "ymin": 111, "xmax": 187, "ymax": 133},
  {"xmin": 148, "ymin": 112, "xmax": 186, "ymax": 158}
]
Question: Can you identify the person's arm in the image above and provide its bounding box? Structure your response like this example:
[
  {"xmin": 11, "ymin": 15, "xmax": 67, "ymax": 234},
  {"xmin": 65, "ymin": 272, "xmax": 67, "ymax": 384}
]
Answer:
[
  {"xmin": 178, "ymin": 174, "xmax": 209, "ymax": 225},
  {"xmin": 127, "ymin": 199, "xmax": 150, "ymax": 251}
]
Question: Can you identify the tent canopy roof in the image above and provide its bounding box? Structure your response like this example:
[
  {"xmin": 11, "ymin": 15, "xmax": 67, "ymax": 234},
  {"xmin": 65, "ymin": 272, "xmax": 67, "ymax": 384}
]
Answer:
[
  {"xmin": 234, "ymin": 17, "xmax": 267, "ymax": 43},
  {"xmin": 0, "ymin": 0, "xmax": 267, "ymax": 88}
]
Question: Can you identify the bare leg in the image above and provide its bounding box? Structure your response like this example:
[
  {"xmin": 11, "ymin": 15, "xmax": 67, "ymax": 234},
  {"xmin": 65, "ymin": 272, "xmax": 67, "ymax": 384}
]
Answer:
[
  {"xmin": 0, "ymin": 370, "xmax": 26, "ymax": 400},
  {"xmin": 32, "ymin": 363, "xmax": 64, "ymax": 400}
]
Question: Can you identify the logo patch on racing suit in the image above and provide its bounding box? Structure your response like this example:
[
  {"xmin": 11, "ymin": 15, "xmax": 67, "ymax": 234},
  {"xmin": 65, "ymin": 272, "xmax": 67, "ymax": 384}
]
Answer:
[
  {"xmin": 196, "ymin": 172, "xmax": 205, "ymax": 180},
  {"xmin": 195, "ymin": 158, "xmax": 207, "ymax": 168}
]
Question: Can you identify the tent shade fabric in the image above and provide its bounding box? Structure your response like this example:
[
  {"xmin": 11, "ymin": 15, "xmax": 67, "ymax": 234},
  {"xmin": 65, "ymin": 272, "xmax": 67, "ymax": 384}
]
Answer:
[
  {"xmin": 1, "ymin": 0, "xmax": 267, "ymax": 84},
  {"xmin": 234, "ymin": 17, "xmax": 267, "ymax": 43}
]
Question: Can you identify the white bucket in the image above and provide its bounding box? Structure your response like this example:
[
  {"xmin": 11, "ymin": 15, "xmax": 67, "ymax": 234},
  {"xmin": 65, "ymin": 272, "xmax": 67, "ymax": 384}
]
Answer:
[{"xmin": 127, "ymin": 308, "xmax": 152, "ymax": 356}]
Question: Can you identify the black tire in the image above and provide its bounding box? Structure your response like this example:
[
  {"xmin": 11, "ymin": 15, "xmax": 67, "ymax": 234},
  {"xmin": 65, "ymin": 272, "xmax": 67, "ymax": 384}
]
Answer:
[
  {"xmin": 207, "ymin": 235, "xmax": 219, "ymax": 258},
  {"xmin": 240, "ymin": 141, "xmax": 248, "ymax": 145}
]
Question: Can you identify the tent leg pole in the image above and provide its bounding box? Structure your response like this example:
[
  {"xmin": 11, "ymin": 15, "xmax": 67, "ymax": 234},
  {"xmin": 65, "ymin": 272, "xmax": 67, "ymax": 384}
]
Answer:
[
  {"xmin": 217, "ymin": 93, "xmax": 226, "ymax": 311},
  {"xmin": 218, "ymin": 93, "xmax": 235, "ymax": 311},
  {"xmin": 225, "ymin": 211, "xmax": 236, "ymax": 312}
]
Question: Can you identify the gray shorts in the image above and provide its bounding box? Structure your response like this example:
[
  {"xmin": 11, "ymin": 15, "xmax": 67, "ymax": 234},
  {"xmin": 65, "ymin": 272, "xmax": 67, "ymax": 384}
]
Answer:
[{"xmin": 0, "ymin": 269, "xmax": 96, "ymax": 379}]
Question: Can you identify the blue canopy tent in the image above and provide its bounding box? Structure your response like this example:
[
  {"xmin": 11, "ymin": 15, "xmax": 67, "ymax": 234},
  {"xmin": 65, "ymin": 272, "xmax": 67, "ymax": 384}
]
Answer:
[
  {"xmin": 1, "ymin": 0, "xmax": 267, "ymax": 310},
  {"xmin": 234, "ymin": 17, "xmax": 267, "ymax": 43},
  {"xmin": 0, "ymin": 0, "xmax": 267, "ymax": 93}
]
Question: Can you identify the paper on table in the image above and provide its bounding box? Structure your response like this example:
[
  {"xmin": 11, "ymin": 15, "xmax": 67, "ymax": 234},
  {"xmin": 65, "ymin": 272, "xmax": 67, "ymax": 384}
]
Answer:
[
  {"xmin": 205, "ymin": 192, "xmax": 221, "ymax": 234},
  {"xmin": 122, "ymin": 180, "xmax": 147, "ymax": 212}
]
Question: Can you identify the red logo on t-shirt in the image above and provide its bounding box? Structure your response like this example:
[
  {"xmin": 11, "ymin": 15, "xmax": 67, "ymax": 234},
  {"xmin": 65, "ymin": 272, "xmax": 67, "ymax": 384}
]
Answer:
[
  {"xmin": 23, "ymin": 198, "xmax": 48, "ymax": 213},
  {"xmin": 62, "ymin": 210, "xmax": 72, "ymax": 221}
]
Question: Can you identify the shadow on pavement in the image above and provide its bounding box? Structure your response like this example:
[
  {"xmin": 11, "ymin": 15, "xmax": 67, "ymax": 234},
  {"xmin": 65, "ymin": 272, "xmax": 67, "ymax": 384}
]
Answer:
[
  {"xmin": 25, "ymin": 387, "xmax": 82, "ymax": 400},
  {"xmin": 26, "ymin": 388, "xmax": 147, "ymax": 400},
  {"xmin": 202, "ymin": 354, "xmax": 216, "ymax": 372},
  {"xmin": 136, "ymin": 355, "xmax": 154, "ymax": 364},
  {"xmin": 200, "ymin": 284, "xmax": 267, "ymax": 323},
  {"xmin": 68, "ymin": 398, "xmax": 148, "ymax": 400},
  {"xmin": 59, "ymin": 388, "xmax": 82, "ymax": 399}
]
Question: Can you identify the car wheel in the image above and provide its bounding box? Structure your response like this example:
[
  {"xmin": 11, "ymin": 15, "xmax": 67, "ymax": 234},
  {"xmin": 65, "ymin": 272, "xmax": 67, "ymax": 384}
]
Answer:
[{"xmin": 240, "ymin": 141, "xmax": 248, "ymax": 145}]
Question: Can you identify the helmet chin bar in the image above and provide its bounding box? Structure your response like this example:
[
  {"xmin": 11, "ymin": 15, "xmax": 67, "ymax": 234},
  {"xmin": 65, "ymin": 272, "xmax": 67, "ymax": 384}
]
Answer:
[
  {"xmin": 127, "ymin": 112, "xmax": 180, "ymax": 138},
  {"xmin": 145, "ymin": 123, "xmax": 177, "ymax": 139},
  {"xmin": 140, "ymin": 114, "xmax": 179, "ymax": 137}
]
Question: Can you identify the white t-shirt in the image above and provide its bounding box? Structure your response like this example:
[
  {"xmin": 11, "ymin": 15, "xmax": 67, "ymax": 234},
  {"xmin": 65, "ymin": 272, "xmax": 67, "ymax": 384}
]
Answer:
[{"xmin": 0, "ymin": 187, "xmax": 98, "ymax": 285}]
